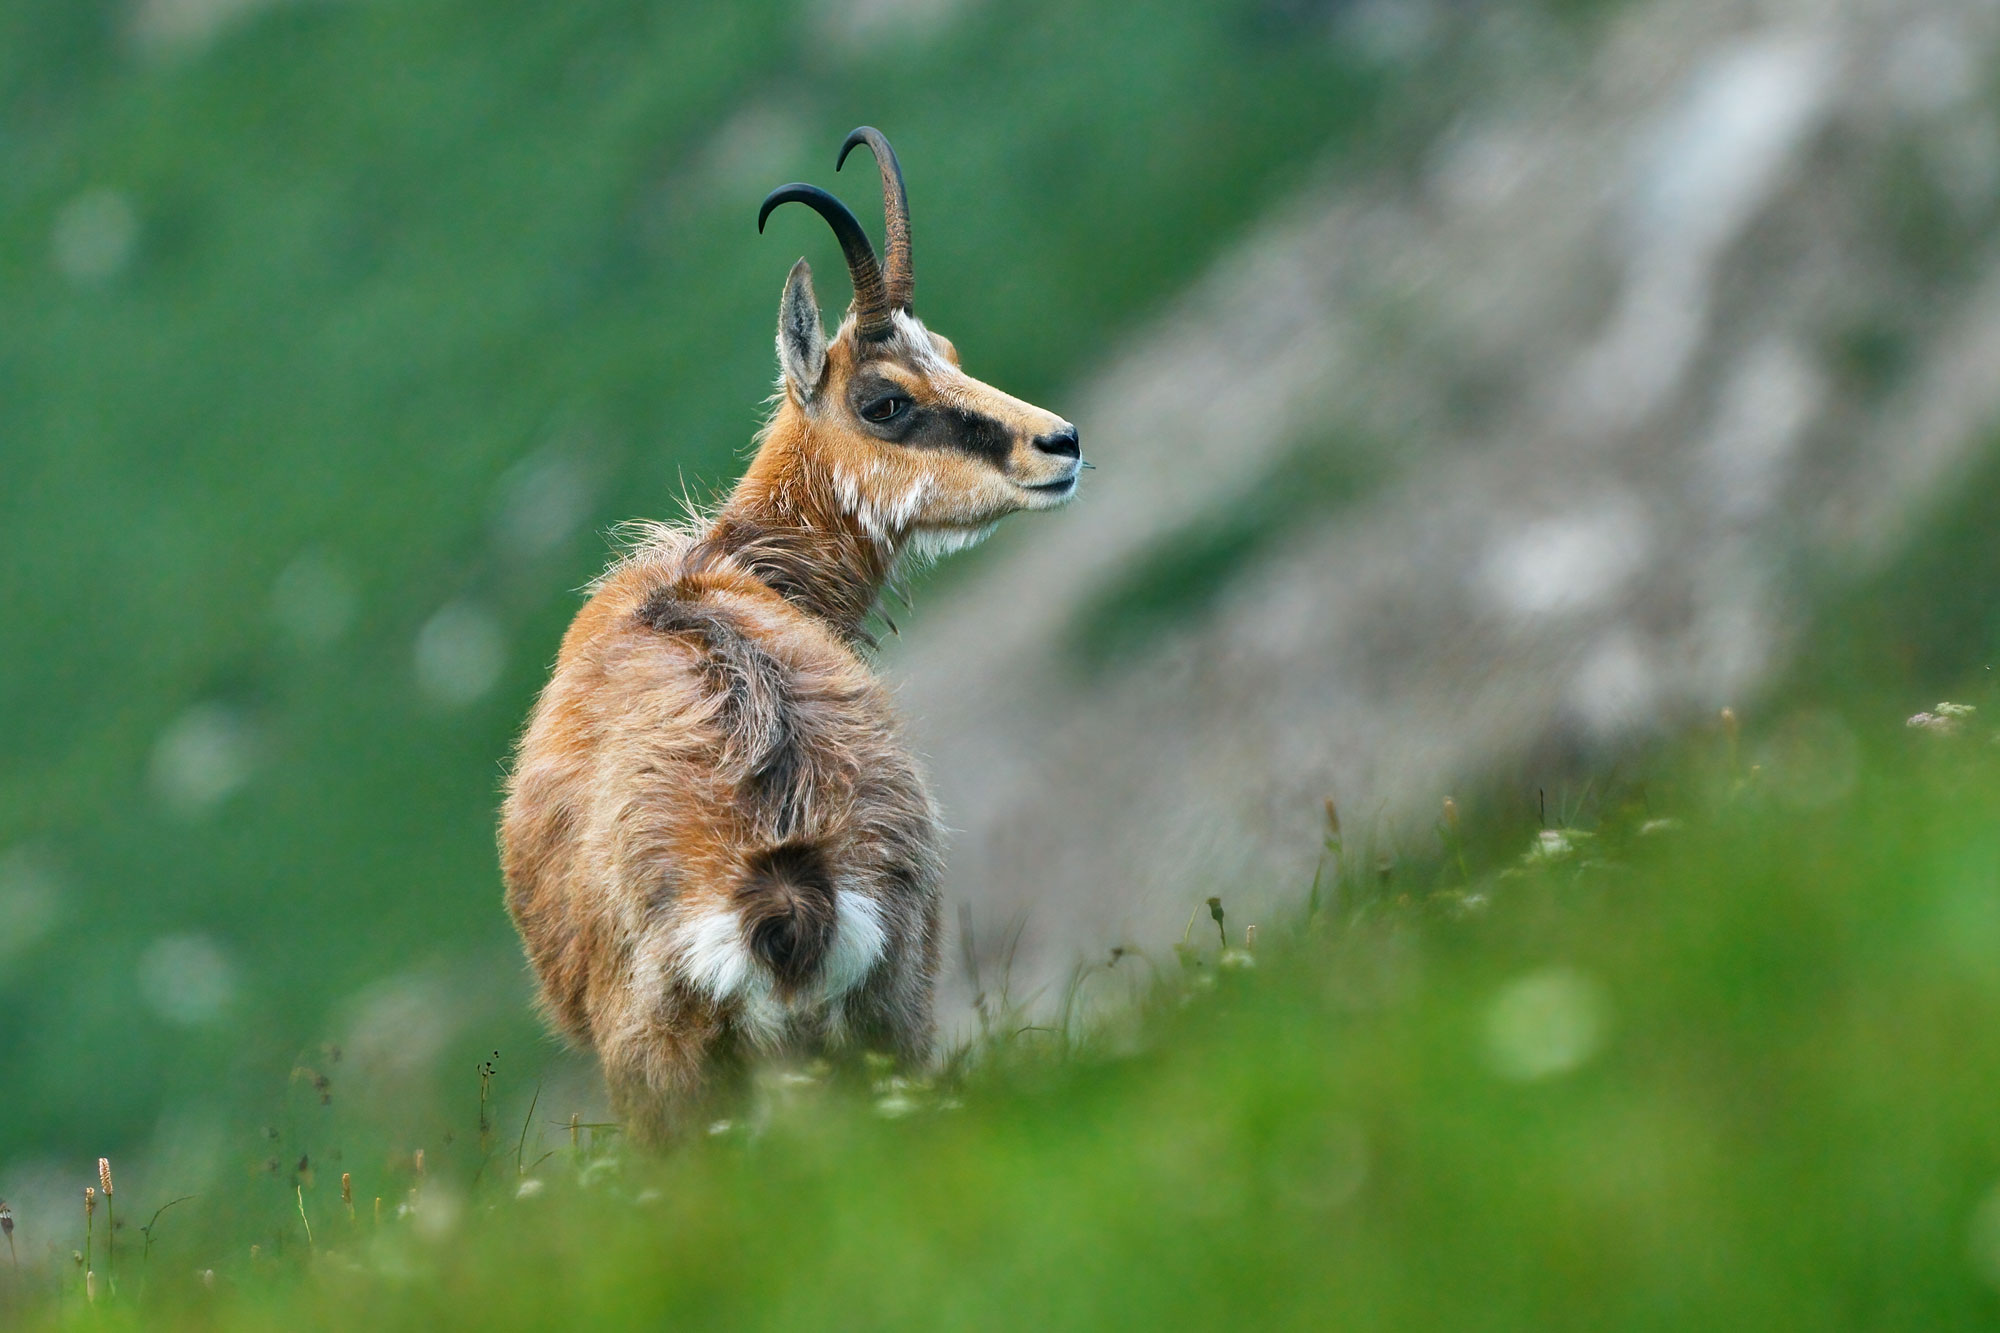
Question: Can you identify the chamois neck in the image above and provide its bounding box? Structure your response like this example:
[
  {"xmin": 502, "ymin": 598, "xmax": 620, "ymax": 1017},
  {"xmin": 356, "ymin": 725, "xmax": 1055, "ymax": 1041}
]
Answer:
[{"xmin": 699, "ymin": 427, "xmax": 897, "ymax": 643}]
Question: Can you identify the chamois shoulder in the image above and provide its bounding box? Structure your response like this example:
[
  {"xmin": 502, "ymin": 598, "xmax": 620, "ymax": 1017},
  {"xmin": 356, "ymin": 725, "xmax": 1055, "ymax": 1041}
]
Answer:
[{"xmin": 568, "ymin": 526, "xmax": 789, "ymax": 652}]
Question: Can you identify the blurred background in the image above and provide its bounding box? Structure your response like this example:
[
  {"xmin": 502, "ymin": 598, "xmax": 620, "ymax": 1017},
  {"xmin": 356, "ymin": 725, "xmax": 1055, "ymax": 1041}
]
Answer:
[{"xmin": 5, "ymin": 0, "xmax": 1999, "ymax": 1222}]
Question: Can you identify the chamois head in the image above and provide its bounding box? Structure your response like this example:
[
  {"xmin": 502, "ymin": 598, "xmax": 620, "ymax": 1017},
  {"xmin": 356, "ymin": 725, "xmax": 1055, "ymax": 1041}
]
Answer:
[{"xmin": 756, "ymin": 127, "xmax": 1081, "ymax": 557}]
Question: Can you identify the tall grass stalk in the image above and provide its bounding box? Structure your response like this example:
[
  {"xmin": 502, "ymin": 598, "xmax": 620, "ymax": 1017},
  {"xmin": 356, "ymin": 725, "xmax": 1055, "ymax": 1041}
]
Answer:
[{"xmin": 98, "ymin": 1158, "xmax": 113, "ymax": 1288}]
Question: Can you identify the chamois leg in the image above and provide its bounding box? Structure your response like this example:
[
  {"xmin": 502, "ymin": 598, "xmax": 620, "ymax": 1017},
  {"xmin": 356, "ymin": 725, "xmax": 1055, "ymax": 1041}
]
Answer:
[
  {"xmin": 598, "ymin": 998, "xmax": 735, "ymax": 1149},
  {"xmin": 603, "ymin": 1047, "xmax": 702, "ymax": 1150},
  {"xmin": 844, "ymin": 928, "xmax": 940, "ymax": 1075}
]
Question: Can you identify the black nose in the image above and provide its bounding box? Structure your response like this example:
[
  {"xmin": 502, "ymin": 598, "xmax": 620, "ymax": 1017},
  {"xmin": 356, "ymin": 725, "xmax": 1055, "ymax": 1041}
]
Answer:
[{"xmin": 1033, "ymin": 424, "xmax": 1080, "ymax": 459}]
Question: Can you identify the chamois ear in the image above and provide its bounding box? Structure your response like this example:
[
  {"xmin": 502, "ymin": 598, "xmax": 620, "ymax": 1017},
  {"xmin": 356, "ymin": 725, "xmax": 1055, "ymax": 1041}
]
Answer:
[{"xmin": 776, "ymin": 258, "xmax": 828, "ymax": 401}]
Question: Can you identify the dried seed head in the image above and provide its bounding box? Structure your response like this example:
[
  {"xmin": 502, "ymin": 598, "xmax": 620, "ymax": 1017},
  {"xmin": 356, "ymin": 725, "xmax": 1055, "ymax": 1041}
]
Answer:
[
  {"xmin": 98, "ymin": 1158, "xmax": 113, "ymax": 1198},
  {"xmin": 1720, "ymin": 706, "xmax": 1739, "ymax": 744},
  {"xmin": 413, "ymin": 1148, "xmax": 425, "ymax": 1178},
  {"xmin": 200, "ymin": 1268, "xmax": 216, "ymax": 1290},
  {"xmin": 85, "ymin": 1186, "xmax": 96, "ymax": 1218},
  {"xmin": 341, "ymin": 1172, "xmax": 353, "ymax": 1206},
  {"xmin": 0, "ymin": 1201, "xmax": 13, "ymax": 1237},
  {"xmin": 1442, "ymin": 796, "xmax": 1461, "ymax": 834},
  {"xmin": 1323, "ymin": 797, "xmax": 1341, "ymax": 839},
  {"xmin": 86, "ymin": 1269, "xmax": 98, "ymax": 1304},
  {"xmin": 1244, "ymin": 924, "xmax": 1259, "ymax": 951}
]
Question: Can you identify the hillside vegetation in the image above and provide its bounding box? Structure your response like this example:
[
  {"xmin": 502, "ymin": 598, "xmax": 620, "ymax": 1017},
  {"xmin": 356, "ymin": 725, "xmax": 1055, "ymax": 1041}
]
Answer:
[{"xmin": 8, "ymin": 698, "xmax": 2000, "ymax": 1328}]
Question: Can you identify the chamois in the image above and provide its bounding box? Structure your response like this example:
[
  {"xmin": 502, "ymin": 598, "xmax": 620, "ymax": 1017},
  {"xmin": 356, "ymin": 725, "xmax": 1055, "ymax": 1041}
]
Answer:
[{"xmin": 499, "ymin": 127, "xmax": 1082, "ymax": 1144}]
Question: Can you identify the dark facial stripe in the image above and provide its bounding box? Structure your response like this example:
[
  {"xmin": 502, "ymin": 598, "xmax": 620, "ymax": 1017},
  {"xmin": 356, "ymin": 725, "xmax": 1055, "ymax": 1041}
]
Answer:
[
  {"xmin": 910, "ymin": 405, "xmax": 1010, "ymax": 468},
  {"xmin": 946, "ymin": 406, "xmax": 1011, "ymax": 467},
  {"xmin": 849, "ymin": 371, "xmax": 1015, "ymax": 469}
]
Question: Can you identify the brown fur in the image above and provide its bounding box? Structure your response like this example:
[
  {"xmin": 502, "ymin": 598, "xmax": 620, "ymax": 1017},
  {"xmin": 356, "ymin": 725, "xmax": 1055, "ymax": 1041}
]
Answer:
[{"xmin": 498, "ymin": 150, "xmax": 1078, "ymax": 1145}]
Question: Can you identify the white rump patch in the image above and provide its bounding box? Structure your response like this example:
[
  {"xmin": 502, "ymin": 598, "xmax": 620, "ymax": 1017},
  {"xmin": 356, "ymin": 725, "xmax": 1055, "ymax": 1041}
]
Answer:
[
  {"xmin": 821, "ymin": 889, "xmax": 888, "ymax": 998},
  {"xmin": 677, "ymin": 905, "xmax": 758, "ymax": 1001},
  {"xmin": 673, "ymin": 888, "xmax": 889, "ymax": 1048}
]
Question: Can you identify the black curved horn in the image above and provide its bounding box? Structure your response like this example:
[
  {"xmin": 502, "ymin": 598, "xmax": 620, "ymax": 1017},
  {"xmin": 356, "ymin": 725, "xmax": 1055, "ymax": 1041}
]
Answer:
[
  {"xmin": 758, "ymin": 183, "xmax": 892, "ymax": 341},
  {"xmin": 837, "ymin": 126, "xmax": 913, "ymax": 312}
]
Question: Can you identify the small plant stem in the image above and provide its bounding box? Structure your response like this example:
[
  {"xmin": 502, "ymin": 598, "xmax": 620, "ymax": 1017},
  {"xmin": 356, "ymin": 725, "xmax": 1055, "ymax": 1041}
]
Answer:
[
  {"xmin": 1320, "ymin": 797, "xmax": 1345, "ymax": 912},
  {"xmin": 479, "ymin": 1051, "xmax": 499, "ymax": 1158},
  {"xmin": 295, "ymin": 1186, "xmax": 313, "ymax": 1252},
  {"xmin": 1055, "ymin": 962, "xmax": 1097, "ymax": 1052},
  {"xmin": 141, "ymin": 1197, "xmax": 195, "ymax": 1264},
  {"xmin": 1442, "ymin": 796, "xmax": 1468, "ymax": 883},
  {"xmin": 515, "ymin": 1082, "xmax": 543, "ymax": 1177}
]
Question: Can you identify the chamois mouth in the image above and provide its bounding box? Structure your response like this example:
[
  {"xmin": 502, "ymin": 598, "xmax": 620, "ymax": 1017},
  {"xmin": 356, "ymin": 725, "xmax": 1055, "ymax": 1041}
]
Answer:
[{"xmin": 1023, "ymin": 475, "xmax": 1077, "ymax": 496}]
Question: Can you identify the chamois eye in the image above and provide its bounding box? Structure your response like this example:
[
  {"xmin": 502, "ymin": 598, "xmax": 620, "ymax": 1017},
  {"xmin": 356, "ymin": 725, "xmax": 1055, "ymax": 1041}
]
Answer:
[{"xmin": 862, "ymin": 395, "xmax": 910, "ymax": 424}]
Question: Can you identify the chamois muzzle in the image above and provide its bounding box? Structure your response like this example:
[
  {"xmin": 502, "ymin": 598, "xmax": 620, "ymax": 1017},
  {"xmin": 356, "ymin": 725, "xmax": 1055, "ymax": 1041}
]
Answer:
[{"xmin": 1034, "ymin": 425, "xmax": 1081, "ymax": 459}]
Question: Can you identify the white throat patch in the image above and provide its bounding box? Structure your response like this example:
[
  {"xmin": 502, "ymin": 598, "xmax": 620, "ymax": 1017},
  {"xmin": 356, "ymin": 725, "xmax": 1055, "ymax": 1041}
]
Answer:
[{"xmin": 902, "ymin": 523, "xmax": 998, "ymax": 567}]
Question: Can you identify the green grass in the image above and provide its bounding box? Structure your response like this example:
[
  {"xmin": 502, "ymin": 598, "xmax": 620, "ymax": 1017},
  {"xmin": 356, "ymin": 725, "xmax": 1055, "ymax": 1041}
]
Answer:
[{"xmin": 7, "ymin": 697, "xmax": 2000, "ymax": 1328}]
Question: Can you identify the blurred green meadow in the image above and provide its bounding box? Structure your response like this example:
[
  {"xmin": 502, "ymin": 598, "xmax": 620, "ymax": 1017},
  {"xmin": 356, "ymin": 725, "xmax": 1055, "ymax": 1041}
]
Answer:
[{"xmin": 11, "ymin": 0, "xmax": 2000, "ymax": 1326}]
